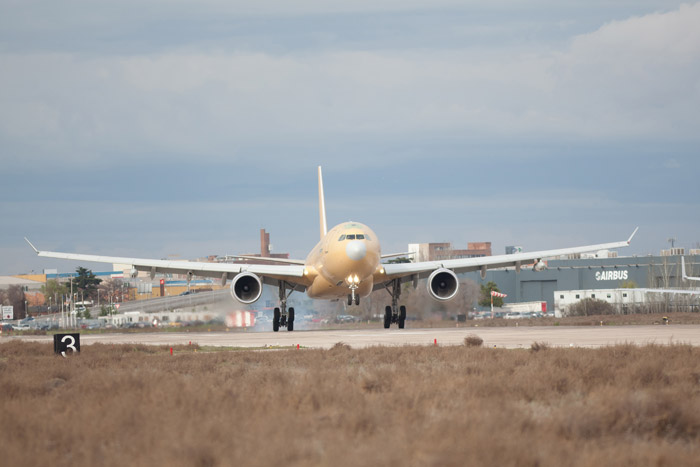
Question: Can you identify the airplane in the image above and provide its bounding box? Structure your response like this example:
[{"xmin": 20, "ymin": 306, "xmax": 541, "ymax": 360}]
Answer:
[
  {"xmin": 26, "ymin": 166, "xmax": 638, "ymax": 332},
  {"xmin": 682, "ymin": 257, "xmax": 700, "ymax": 282}
]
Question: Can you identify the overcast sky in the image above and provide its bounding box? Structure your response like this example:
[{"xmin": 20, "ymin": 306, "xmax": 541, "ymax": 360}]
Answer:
[{"xmin": 1, "ymin": 0, "xmax": 699, "ymax": 275}]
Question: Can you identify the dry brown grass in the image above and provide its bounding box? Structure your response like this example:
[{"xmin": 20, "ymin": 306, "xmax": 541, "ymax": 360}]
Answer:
[{"xmin": 1, "ymin": 341, "xmax": 699, "ymax": 467}]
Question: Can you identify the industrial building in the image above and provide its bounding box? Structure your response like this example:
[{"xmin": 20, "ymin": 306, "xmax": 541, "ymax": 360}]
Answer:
[
  {"xmin": 463, "ymin": 253, "xmax": 700, "ymax": 312},
  {"xmin": 555, "ymin": 288, "xmax": 700, "ymax": 315}
]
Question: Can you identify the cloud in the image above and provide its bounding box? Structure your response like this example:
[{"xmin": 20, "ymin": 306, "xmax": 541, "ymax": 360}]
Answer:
[
  {"xmin": 2, "ymin": 3, "xmax": 698, "ymax": 172},
  {"xmin": 551, "ymin": 2, "xmax": 700, "ymax": 139}
]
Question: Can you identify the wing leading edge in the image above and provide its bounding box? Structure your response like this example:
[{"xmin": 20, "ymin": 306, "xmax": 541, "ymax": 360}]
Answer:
[
  {"xmin": 25, "ymin": 238, "xmax": 306, "ymax": 288},
  {"xmin": 380, "ymin": 228, "xmax": 639, "ymax": 284}
]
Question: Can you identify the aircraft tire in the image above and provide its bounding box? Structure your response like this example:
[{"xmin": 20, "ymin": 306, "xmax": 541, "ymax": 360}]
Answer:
[
  {"xmin": 273, "ymin": 307, "xmax": 280, "ymax": 332},
  {"xmin": 398, "ymin": 305, "xmax": 406, "ymax": 329},
  {"xmin": 288, "ymin": 308, "xmax": 295, "ymax": 332},
  {"xmin": 384, "ymin": 306, "xmax": 392, "ymax": 329}
]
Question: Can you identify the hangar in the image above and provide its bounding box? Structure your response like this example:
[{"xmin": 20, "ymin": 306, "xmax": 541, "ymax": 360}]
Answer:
[{"xmin": 463, "ymin": 254, "xmax": 700, "ymax": 312}]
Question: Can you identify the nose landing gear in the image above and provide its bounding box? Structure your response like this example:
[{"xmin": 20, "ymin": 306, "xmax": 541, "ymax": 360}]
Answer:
[
  {"xmin": 347, "ymin": 287, "xmax": 360, "ymax": 306},
  {"xmin": 347, "ymin": 277, "xmax": 360, "ymax": 306}
]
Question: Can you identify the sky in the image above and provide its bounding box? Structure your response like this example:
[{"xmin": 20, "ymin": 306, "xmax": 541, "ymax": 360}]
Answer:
[{"xmin": 1, "ymin": 0, "xmax": 699, "ymax": 275}]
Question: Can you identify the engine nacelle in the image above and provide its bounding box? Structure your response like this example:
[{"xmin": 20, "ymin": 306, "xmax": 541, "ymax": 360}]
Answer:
[
  {"xmin": 230, "ymin": 272, "xmax": 263, "ymax": 304},
  {"xmin": 427, "ymin": 268, "xmax": 459, "ymax": 301}
]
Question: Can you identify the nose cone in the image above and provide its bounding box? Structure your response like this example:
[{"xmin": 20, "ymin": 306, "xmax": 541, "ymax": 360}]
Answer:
[{"xmin": 345, "ymin": 240, "xmax": 367, "ymax": 261}]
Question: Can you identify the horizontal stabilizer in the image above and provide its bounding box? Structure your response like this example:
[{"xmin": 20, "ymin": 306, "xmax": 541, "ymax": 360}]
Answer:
[{"xmin": 381, "ymin": 252, "xmax": 416, "ymax": 260}]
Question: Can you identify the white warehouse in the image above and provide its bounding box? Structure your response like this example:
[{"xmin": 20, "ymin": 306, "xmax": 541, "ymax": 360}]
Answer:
[{"xmin": 555, "ymin": 288, "xmax": 700, "ymax": 315}]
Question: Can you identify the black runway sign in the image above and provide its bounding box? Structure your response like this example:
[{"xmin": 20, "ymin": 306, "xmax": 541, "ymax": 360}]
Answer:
[{"xmin": 54, "ymin": 333, "xmax": 80, "ymax": 357}]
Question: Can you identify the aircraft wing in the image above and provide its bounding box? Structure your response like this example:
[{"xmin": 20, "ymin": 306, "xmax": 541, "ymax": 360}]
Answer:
[
  {"xmin": 379, "ymin": 228, "xmax": 638, "ymax": 284},
  {"xmin": 25, "ymin": 239, "xmax": 306, "ymax": 289}
]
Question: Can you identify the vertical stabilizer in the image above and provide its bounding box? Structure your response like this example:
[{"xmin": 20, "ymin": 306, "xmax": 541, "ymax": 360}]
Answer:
[{"xmin": 318, "ymin": 166, "xmax": 328, "ymax": 240}]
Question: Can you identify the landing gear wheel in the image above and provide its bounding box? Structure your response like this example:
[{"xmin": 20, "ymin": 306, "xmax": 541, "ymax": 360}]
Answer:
[
  {"xmin": 348, "ymin": 295, "xmax": 352, "ymax": 306},
  {"xmin": 398, "ymin": 305, "xmax": 406, "ymax": 329},
  {"xmin": 384, "ymin": 306, "xmax": 392, "ymax": 329},
  {"xmin": 288, "ymin": 307, "xmax": 295, "ymax": 332},
  {"xmin": 354, "ymin": 295, "xmax": 360, "ymax": 306},
  {"xmin": 273, "ymin": 307, "xmax": 280, "ymax": 332}
]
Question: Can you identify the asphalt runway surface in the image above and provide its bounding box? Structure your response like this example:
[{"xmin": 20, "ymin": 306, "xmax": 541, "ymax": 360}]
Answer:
[{"xmin": 9, "ymin": 325, "xmax": 700, "ymax": 349}]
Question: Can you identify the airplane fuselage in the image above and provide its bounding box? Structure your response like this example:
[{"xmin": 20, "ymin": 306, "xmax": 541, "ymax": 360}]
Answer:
[{"xmin": 304, "ymin": 222, "xmax": 381, "ymax": 300}]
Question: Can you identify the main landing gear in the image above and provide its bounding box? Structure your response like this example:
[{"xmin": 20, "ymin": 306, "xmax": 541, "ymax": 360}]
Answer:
[
  {"xmin": 273, "ymin": 280, "xmax": 295, "ymax": 332},
  {"xmin": 383, "ymin": 279, "xmax": 406, "ymax": 329}
]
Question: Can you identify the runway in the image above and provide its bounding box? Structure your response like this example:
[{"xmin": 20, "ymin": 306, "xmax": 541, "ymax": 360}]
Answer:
[{"xmin": 9, "ymin": 324, "xmax": 700, "ymax": 349}]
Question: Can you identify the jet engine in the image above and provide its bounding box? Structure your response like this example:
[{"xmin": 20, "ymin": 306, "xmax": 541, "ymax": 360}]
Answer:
[
  {"xmin": 230, "ymin": 272, "xmax": 263, "ymax": 304},
  {"xmin": 427, "ymin": 268, "xmax": 459, "ymax": 301}
]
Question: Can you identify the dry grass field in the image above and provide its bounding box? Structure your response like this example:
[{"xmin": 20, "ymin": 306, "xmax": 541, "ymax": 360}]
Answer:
[{"xmin": 1, "ymin": 340, "xmax": 699, "ymax": 467}]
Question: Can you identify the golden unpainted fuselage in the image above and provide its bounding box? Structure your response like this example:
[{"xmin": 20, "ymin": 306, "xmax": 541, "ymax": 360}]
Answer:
[{"xmin": 301, "ymin": 222, "xmax": 384, "ymax": 300}]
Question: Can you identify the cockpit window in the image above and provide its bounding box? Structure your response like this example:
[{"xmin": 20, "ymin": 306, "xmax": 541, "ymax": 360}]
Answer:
[{"xmin": 340, "ymin": 233, "xmax": 369, "ymax": 241}]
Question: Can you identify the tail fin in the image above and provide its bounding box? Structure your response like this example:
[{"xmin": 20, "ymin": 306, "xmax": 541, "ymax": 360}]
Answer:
[{"xmin": 318, "ymin": 166, "xmax": 328, "ymax": 240}]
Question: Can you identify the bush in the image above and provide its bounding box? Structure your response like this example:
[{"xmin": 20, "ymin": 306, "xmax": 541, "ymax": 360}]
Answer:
[
  {"xmin": 530, "ymin": 341, "xmax": 549, "ymax": 352},
  {"xmin": 464, "ymin": 335, "xmax": 483, "ymax": 347},
  {"xmin": 567, "ymin": 298, "xmax": 616, "ymax": 316}
]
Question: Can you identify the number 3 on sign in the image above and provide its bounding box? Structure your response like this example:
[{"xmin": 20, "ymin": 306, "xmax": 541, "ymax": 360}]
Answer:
[
  {"xmin": 54, "ymin": 333, "xmax": 80, "ymax": 357},
  {"xmin": 61, "ymin": 335, "xmax": 77, "ymax": 357}
]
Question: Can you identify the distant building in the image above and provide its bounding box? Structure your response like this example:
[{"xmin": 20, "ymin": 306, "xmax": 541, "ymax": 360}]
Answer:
[
  {"xmin": 408, "ymin": 241, "xmax": 491, "ymax": 262},
  {"xmin": 558, "ymin": 250, "xmax": 619, "ymax": 260},
  {"xmin": 466, "ymin": 254, "xmax": 700, "ymax": 312},
  {"xmin": 661, "ymin": 247, "xmax": 685, "ymax": 257},
  {"xmin": 0, "ymin": 276, "xmax": 44, "ymax": 291},
  {"xmin": 555, "ymin": 288, "xmax": 700, "ymax": 315},
  {"xmin": 217, "ymin": 229, "xmax": 290, "ymax": 265}
]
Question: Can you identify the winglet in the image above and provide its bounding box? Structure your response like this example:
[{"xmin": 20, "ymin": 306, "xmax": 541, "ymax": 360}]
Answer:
[
  {"xmin": 627, "ymin": 227, "xmax": 639, "ymax": 244},
  {"xmin": 318, "ymin": 166, "xmax": 328, "ymax": 240},
  {"xmin": 24, "ymin": 237, "xmax": 39, "ymax": 254}
]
